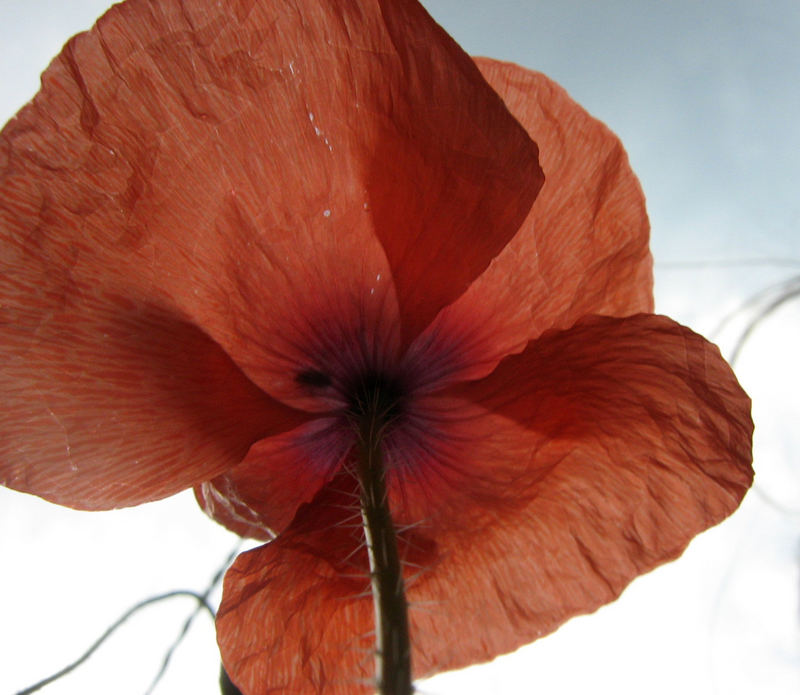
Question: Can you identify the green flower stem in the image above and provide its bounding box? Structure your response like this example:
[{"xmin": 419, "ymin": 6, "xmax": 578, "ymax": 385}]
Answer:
[{"xmin": 356, "ymin": 412, "xmax": 412, "ymax": 695}]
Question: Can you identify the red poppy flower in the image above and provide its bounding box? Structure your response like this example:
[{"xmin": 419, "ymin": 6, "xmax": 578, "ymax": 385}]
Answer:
[{"xmin": 0, "ymin": 1, "xmax": 753, "ymax": 694}]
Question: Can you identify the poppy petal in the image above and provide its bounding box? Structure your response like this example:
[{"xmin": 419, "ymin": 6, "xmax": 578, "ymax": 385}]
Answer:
[
  {"xmin": 1, "ymin": 0, "xmax": 542, "ymax": 415},
  {"xmin": 404, "ymin": 313, "xmax": 752, "ymax": 675},
  {"xmin": 217, "ymin": 470, "xmax": 439, "ymax": 694},
  {"xmin": 0, "ymin": 301, "xmax": 306, "ymax": 509},
  {"xmin": 216, "ymin": 472, "xmax": 375, "ymax": 695},
  {"xmin": 477, "ymin": 59, "xmax": 654, "ymax": 325},
  {"xmin": 412, "ymin": 60, "xmax": 653, "ymax": 386},
  {"xmin": 217, "ymin": 314, "xmax": 752, "ymax": 687},
  {"xmin": 196, "ymin": 417, "xmax": 353, "ymax": 539},
  {"xmin": 363, "ymin": 5, "xmax": 544, "ymax": 342},
  {"xmin": 194, "ymin": 481, "xmax": 274, "ymax": 543}
]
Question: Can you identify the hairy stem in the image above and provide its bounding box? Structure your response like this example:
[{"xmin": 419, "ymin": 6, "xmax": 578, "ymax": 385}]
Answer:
[{"xmin": 356, "ymin": 413, "xmax": 412, "ymax": 695}]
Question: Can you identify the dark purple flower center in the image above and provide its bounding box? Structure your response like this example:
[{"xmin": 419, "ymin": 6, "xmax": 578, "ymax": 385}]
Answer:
[
  {"xmin": 295, "ymin": 367, "xmax": 408, "ymax": 430},
  {"xmin": 345, "ymin": 370, "xmax": 406, "ymax": 425}
]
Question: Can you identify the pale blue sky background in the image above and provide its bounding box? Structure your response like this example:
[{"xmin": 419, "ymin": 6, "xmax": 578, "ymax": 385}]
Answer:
[{"xmin": 1, "ymin": 1, "xmax": 798, "ymax": 694}]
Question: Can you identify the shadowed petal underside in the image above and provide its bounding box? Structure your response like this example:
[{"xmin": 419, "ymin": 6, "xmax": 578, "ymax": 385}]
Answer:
[
  {"xmin": 414, "ymin": 60, "xmax": 653, "ymax": 386},
  {"xmin": 216, "ymin": 314, "xmax": 753, "ymax": 691},
  {"xmin": 0, "ymin": 0, "xmax": 542, "ymax": 506}
]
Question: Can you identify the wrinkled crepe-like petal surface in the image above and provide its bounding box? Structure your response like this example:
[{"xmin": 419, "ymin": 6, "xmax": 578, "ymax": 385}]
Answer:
[
  {"xmin": 0, "ymin": 0, "xmax": 542, "ymax": 506},
  {"xmin": 217, "ymin": 314, "xmax": 753, "ymax": 691},
  {"xmin": 217, "ymin": 473, "xmax": 379, "ymax": 695},
  {"xmin": 195, "ymin": 417, "xmax": 354, "ymax": 539},
  {"xmin": 1, "ymin": 0, "xmax": 542, "ymax": 406},
  {"xmin": 414, "ymin": 60, "xmax": 653, "ymax": 386},
  {"xmin": 0, "ymin": 301, "xmax": 307, "ymax": 509}
]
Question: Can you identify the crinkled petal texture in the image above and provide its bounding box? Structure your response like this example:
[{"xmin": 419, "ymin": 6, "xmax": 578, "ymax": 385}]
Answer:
[
  {"xmin": 0, "ymin": 0, "xmax": 542, "ymax": 508},
  {"xmin": 412, "ymin": 59, "xmax": 653, "ymax": 386},
  {"xmin": 0, "ymin": 303, "xmax": 307, "ymax": 510},
  {"xmin": 217, "ymin": 314, "xmax": 753, "ymax": 693},
  {"xmin": 195, "ymin": 417, "xmax": 355, "ymax": 538},
  {"xmin": 194, "ymin": 56, "xmax": 654, "ymax": 539}
]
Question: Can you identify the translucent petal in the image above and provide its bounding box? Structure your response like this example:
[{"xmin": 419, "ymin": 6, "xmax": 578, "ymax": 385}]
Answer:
[
  {"xmin": 216, "ymin": 314, "xmax": 753, "ymax": 687},
  {"xmin": 412, "ymin": 61, "xmax": 653, "ymax": 387}
]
